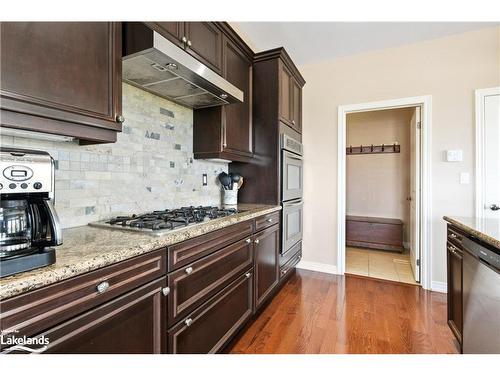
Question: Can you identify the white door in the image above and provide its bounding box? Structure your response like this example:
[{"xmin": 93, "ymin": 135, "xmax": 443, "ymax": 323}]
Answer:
[
  {"xmin": 409, "ymin": 106, "xmax": 421, "ymax": 282},
  {"xmin": 477, "ymin": 89, "xmax": 500, "ymax": 219}
]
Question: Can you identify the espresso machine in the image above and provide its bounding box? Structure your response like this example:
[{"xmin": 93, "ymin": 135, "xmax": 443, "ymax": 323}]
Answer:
[{"xmin": 0, "ymin": 147, "xmax": 62, "ymax": 277}]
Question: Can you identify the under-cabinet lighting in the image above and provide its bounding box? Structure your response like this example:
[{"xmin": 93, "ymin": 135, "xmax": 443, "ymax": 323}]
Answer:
[{"xmin": 0, "ymin": 127, "xmax": 75, "ymax": 143}]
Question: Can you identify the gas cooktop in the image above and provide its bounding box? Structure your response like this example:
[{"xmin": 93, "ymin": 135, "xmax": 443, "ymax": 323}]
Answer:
[{"xmin": 89, "ymin": 206, "xmax": 239, "ymax": 236}]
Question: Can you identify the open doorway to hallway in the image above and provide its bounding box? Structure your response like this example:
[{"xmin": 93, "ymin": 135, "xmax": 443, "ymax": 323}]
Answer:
[{"xmin": 344, "ymin": 107, "xmax": 421, "ymax": 285}]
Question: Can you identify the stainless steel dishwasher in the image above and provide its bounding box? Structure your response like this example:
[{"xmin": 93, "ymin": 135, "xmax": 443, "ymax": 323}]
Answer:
[{"xmin": 462, "ymin": 235, "xmax": 500, "ymax": 353}]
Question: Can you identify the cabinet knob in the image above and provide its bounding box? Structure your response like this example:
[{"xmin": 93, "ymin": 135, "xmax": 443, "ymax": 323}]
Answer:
[
  {"xmin": 267, "ymin": 218, "xmax": 273, "ymax": 223},
  {"xmin": 245, "ymin": 238, "xmax": 252, "ymax": 244},
  {"xmin": 96, "ymin": 281, "xmax": 110, "ymax": 294},
  {"xmin": 254, "ymin": 239, "xmax": 260, "ymax": 244},
  {"xmin": 186, "ymin": 40, "xmax": 192, "ymax": 47},
  {"xmin": 116, "ymin": 115, "xmax": 125, "ymax": 123},
  {"xmin": 447, "ymin": 245, "xmax": 456, "ymax": 253},
  {"xmin": 245, "ymin": 272, "xmax": 252, "ymax": 279},
  {"xmin": 181, "ymin": 36, "xmax": 188, "ymax": 44},
  {"xmin": 185, "ymin": 318, "xmax": 193, "ymax": 327},
  {"xmin": 185, "ymin": 266, "xmax": 194, "ymax": 275},
  {"xmin": 162, "ymin": 287, "xmax": 170, "ymax": 296},
  {"xmin": 292, "ymin": 120, "xmax": 296, "ymax": 125}
]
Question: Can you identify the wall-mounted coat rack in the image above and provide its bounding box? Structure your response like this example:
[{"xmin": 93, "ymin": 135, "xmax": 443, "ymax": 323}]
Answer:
[{"xmin": 346, "ymin": 143, "xmax": 400, "ymax": 155}]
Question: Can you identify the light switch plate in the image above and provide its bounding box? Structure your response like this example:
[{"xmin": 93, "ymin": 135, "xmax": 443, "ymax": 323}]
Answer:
[
  {"xmin": 446, "ymin": 150, "xmax": 463, "ymax": 162},
  {"xmin": 460, "ymin": 172, "xmax": 470, "ymax": 184}
]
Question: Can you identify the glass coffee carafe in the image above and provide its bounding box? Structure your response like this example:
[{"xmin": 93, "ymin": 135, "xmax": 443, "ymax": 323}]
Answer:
[{"xmin": 0, "ymin": 200, "xmax": 32, "ymax": 259}]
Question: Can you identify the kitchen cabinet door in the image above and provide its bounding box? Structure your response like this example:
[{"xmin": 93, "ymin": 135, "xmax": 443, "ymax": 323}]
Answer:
[
  {"xmin": 291, "ymin": 77, "xmax": 302, "ymax": 133},
  {"xmin": 221, "ymin": 36, "xmax": 253, "ymax": 157},
  {"xmin": 184, "ymin": 22, "xmax": 223, "ymax": 74},
  {"xmin": 168, "ymin": 271, "xmax": 253, "ymax": 353},
  {"xmin": 0, "ymin": 22, "xmax": 122, "ymax": 144},
  {"xmin": 193, "ymin": 33, "xmax": 253, "ymax": 162},
  {"xmin": 447, "ymin": 241, "xmax": 463, "ymax": 345},
  {"xmin": 149, "ymin": 22, "xmax": 185, "ymax": 48},
  {"xmin": 6, "ymin": 278, "xmax": 167, "ymax": 354},
  {"xmin": 254, "ymin": 224, "xmax": 280, "ymax": 310},
  {"xmin": 278, "ymin": 62, "xmax": 293, "ymax": 126}
]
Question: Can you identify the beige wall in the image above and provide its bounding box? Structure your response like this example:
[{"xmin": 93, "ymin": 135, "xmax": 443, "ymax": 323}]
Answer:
[
  {"xmin": 300, "ymin": 27, "xmax": 500, "ymax": 285},
  {"xmin": 346, "ymin": 108, "xmax": 412, "ymax": 241}
]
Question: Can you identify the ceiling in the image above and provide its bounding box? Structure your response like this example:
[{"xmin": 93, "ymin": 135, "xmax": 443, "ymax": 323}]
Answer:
[{"xmin": 231, "ymin": 22, "xmax": 498, "ymax": 65}]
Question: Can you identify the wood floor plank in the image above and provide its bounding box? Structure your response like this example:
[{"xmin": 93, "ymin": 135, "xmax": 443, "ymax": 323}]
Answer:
[{"xmin": 227, "ymin": 270, "xmax": 459, "ymax": 354}]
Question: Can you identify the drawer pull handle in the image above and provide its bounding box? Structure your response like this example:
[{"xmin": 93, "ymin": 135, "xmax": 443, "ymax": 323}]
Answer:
[
  {"xmin": 185, "ymin": 318, "xmax": 193, "ymax": 327},
  {"xmin": 96, "ymin": 281, "xmax": 110, "ymax": 294},
  {"xmin": 245, "ymin": 238, "xmax": 252, "ymax": 244},
  {"xmin": 282, "ymin": 269, "xmax": 288, "ymax": 275},
  {"xmin": 448, "ymin": 245, "xmax": 456, "ymax": 253},
  {"xmin": 245, "ymin": 272, "xmax": 252, "ymax": 279},
  {"xmin": 267, "ymin": 218, "xmax": 273, "ymax": 223},
  {"xmin": 162, "ymin": 287, "xmax": 170, "ymax": 296},
  {"xmin": 450, "ymin": 233, "xmax": 459, "ymax": 239},
  {"xmin": 185, "ymin": 266, "xmax": 194, "ymax": 275},
  {"xmin": 254, "ymin": 239, "xmax": 260, "ymax": 244}
]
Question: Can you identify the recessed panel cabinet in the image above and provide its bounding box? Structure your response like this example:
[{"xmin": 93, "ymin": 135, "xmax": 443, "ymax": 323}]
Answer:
[
  {"xmin": 0, "ymin": 22, "xmax": 123, "ymax": 144},
  {"xmin": 278, "ymin": 61, "xmax": 302, "ymax": 133},
  {"xmin": 193, "ymin": 28, "xmax": 253, "ymax": 162},
  {"xmin": 254, "ymin": 224, "xmax": 280, "ymax": 310}
]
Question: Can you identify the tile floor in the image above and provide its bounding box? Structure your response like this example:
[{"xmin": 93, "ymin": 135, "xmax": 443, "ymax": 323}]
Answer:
[{"xmin": 345, "ymin": 246, "xmax": 418, "ymax": 285}]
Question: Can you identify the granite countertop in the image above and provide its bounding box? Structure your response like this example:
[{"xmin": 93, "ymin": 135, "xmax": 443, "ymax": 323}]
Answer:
[
  {"xmin": 0, "ymin": 204, "xmax": 281, "ymax": 300},
  {"xmin": 444, "ymin": 216, "xmax": 500, "ymax": 249}
]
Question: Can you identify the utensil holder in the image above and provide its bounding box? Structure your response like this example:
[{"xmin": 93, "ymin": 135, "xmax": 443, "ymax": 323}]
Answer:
[{"xmin": 223, "ymin": 189, "xmax": 238, "ymax": 206}]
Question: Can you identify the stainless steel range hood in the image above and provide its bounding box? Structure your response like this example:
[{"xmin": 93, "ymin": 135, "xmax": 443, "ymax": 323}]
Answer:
[{"xmin": 123, "ymin": 30, "xmax": 243, "ymax": 109}]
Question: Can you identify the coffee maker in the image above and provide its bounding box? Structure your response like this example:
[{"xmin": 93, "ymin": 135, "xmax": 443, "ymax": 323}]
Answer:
[{"xmin": 0, "ymin": 147, "xmax": 62, "ymax": 277}]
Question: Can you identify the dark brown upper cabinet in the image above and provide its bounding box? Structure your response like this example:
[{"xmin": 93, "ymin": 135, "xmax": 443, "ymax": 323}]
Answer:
[
  {"xmin": 0, "ymin": 22, "xmax": 123, "ymax": 144},
  {"xmin": 193, "ymin": 25, "xmax": 254, "ymax": 162},
  {"xmin": 148, "ymin": 22, "xmax": 223, "ymax": 74},
  {"xmin": 279, "ymin": 60, "xmax": 303, "ymax": 133}
]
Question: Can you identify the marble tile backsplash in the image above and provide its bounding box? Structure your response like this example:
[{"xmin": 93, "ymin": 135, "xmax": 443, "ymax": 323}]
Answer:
[{"xmin": 0, "ymin": 83, "xmax": 229, "ymax": 228}]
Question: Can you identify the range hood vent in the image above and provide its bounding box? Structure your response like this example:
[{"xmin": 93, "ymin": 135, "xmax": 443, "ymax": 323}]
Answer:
[{"xmin": 122, "ymin": 26, "xmax": 243, "ymax": 109}]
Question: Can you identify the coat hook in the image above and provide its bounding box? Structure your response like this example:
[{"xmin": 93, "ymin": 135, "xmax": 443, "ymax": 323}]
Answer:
[
  {"xmin": 393, "ymin": 143, "xmax": 396, "ymax": 152},
  {"xmin": 370, "ymin": 144, "xmax": 374, "ymax": 152},
  {"xmin": 360, "ymin": 145, "xmax": 363, "ymax": 154},
  {"xmin": 381, "ymin": 143, "xmax": 385, "ymax": 152},
  {"xmin": 349, "ymin": 145, "xmax": 352, "ymax": 153}
]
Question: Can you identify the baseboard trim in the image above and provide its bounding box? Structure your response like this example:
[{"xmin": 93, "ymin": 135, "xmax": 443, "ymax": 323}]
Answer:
[
  {"xmin": 431, "ymin": 281, "xmax": 447, "ymax": 293},
  {"xmin": 296, "ymin": 261, "xmax": 339, "ymax": 275}
]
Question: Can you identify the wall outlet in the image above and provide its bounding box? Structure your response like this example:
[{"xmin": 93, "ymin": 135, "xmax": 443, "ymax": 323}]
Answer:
[
  {"xmin": 446, "ymin": 149, "xmax": 463, "ymax": 162},
  {"xmin": 460, "ymin": 172, "xmax": 470, "ymax": 184}
]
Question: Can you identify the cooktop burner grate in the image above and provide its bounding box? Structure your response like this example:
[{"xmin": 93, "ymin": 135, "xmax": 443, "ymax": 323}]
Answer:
[{"xmin": 104, "ymin": 206, "xmax": 238, "ymax": 232}]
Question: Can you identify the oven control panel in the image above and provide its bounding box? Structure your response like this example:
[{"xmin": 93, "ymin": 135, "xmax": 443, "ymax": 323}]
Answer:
[{"xmin": 0, "ymin": 148, "xmax": 53, "ymax": 194}]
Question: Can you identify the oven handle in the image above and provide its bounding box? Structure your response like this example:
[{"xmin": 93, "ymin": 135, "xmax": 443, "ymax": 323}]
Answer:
[
  {"xmin": 283, "ymin": 200, "xmax": 303, "ymax": 208},
  {"xmin": 283, "ymin": 150, "xmax": 303, "ymax": 161}
]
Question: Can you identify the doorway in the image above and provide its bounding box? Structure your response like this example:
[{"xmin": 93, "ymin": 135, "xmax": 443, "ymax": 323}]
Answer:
[
  {"xmin": 344, "ymin": 107, "xmax": 419, "ymax": 284},
  {"xmin": 475, "ymin": 87, "xmax": 500, "ymax": 219},
  {"xmin": 337, "ymin": 96, "xmax": 432, "ymax": 290}
]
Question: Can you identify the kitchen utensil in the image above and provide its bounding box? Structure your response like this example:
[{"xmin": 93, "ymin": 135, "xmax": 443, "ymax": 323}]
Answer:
[
  {"xmin": 237, "ymin": 177, "xmax": 244, "ymax": 190},
  {"xmin": 218, "ymin": 172, "xmax": 232, "ymax": 190},
  {"xmin": 231, "ymin": 173, "xmax": 241, "ymax": 184}
]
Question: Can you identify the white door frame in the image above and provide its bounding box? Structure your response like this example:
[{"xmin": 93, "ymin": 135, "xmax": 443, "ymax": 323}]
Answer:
[
  {"xmin": 475, "ymin": 87, "xmax": 500, "ymax": 219},
  {"xmin": 337, "ymin": 95, "xmax": 433, "ymax": 290}
]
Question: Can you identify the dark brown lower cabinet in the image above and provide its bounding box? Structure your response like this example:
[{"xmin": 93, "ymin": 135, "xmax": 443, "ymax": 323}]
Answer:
[
  {"xmin": 13, "ymin": 278, "xmax": 166, "ymax": 354},
  {"xmin": 254, "ymin": 224, "xmax": 280, "ymax": 310},
  {"xmin": 168, "ymin": 270, "xmax": 253, "ymax": 354},
  {"xmin": 447, "ymin": 240, "xmax": 463, "ymax": 345}
]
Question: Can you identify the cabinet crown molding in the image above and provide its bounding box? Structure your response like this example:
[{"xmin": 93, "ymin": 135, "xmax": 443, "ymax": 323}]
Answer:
[{"xmin": 253, "ymin": 47, "xmax": 306, "ymax": 87}]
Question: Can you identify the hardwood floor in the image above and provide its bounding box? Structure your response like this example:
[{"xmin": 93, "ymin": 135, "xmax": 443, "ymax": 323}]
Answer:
[{"xmin": 227, "ymin": 269, "xmax": 459, "ymax": 354}]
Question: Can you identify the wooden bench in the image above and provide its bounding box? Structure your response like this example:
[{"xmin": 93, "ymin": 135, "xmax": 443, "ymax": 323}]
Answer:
[{"xmin": 346, "ymin": 215, "xmax": 404, "ymax": 252}]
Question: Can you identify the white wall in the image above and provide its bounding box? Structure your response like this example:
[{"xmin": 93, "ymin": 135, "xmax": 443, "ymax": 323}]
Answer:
[
  {"xmin": 300, "ymin": 26, "xmax": 500, "ymax": 285},
  {"xmin": 346, "ymin": 108, "xmax": 412, "ymax": 241}
]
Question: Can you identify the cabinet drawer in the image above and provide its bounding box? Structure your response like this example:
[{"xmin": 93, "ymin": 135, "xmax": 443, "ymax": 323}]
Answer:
[
  {"xmin": 167, "ymin": 220, "xmax": 253, "ymax": 271},
  {"xmin": 168, "ymin": 270, "xmax": 253, "ymax": 353},
  {"xmin": 3, "ymin": 278, "xmax": 167, "ymax": 354},
  {"xmin": 167, "ymin": 236, "xmax": 253, "ymax": 324},
  {"xmin": 280, "ymin": 249, "xmax": 302, "ymax": 281},
  {"xmin": 0, "ymin": 250, "xmax": 166, "ymax": 339},
  {"xmin": 255, "ymin": 212, "xmax": 280, "ymax": 232},
  {"xmin": 447, "ymin": 225, "xmax": 465, "ymax": 248}
]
